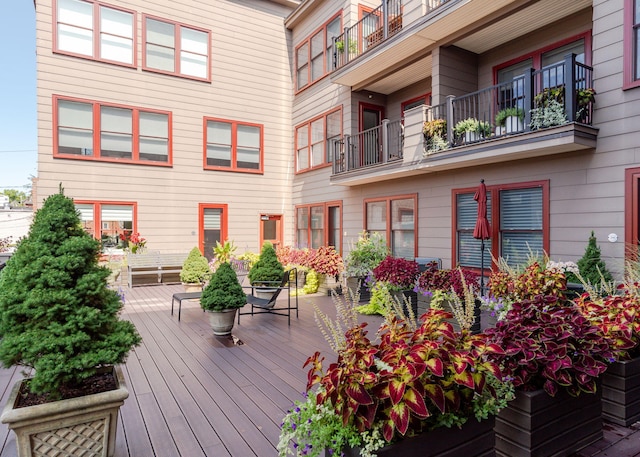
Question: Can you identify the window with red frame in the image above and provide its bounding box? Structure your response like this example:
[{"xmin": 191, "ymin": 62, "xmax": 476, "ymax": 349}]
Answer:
[
  {"xmin": 54, "ymin": 96, "xmax": 171, "ymax": 165},
  {"xmin": 296, "ymin": 202, "xmax": 342, "ymax": 251},
  {"xmin": 365, "ymin": 195, "xmax": 416, "ymax": 258},
  {"xmin": 143, "ymin": 15, "xmax": 210, "ymax": 81},
  {"xmin": 199, "ymin": 204, "xmax": 227, "ymax": 261},
  {"xmin": 204, "ymin": 118, "xmax": 263, "ymax": 172},
  {"xmin": 75, "ymin": 201, "xmax": 136, "ymax": 249},
  {"xmin": 401, "ymin": 94, "xmax": 430, "ymax": 118},
  {"xmin": 295, "ymin": 14, "xmax": 341, "ymax": 91},
  {"xmin": 296, "ymin": 108, "xmax": 341, "ymax": 172},
  {"xmin": 453, "ymin": 182, "xmax": 548, "ymax": 270},
  {"xmin": 55, "ymin": 0, "xmax": 135, "ymax": 66},
  {"xmin": 624, "ymin": 0, "xmax": 640, "ymax": 88}
]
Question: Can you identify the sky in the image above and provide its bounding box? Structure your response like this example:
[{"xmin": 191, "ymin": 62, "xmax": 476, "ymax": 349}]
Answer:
[{"xmin": 0, "ymin": 3, "xmax": 37, "ymax": 192}]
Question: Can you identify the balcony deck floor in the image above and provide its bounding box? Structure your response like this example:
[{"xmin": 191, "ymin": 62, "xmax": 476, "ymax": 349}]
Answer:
[{"xmin": 0, "ymin": 284, "xmax": 638, "ymax": 456}]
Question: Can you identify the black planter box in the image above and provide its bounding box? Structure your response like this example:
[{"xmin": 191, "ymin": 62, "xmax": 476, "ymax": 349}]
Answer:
[
  {"xmin": 602, "ymin": 356, "xmax": 640, "ymax": 426},
  {"xmin": 495, "ymin": 388, "xmax": 602, "ymax": 457},
  {"xmin": 345, "ymin": 276, "xmax": 370, "ymax": 303}
]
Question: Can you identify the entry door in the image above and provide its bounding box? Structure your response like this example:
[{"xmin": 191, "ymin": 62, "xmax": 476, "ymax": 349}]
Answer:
[
  {"xmin": 359, "ymin": 103, "xmax": 384, "ymax": 166},
  {"xmin": 260, "ymin": 215, "xmax": 282, "ymax": 249}
]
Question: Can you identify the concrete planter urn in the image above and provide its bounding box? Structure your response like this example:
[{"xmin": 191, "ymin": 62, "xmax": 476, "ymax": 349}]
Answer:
[
  {"xmin": 0, "ymin": 365, "xmax": 128, "ymax": 457},
  {"xmin": 494, "ymin": 388, "xmax": 602, "ymax": 457},
  {"xmin": 207, "ymin": 308, "xmax": 239, "ymax": 336},
  {"xmin": 601, "ymin": 355, "xmax": 640, "ymax": 426}
]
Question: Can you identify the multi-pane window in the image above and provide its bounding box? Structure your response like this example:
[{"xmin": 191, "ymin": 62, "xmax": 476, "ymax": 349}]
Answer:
[
  {"xmin": 55, "ymin": 0, "xmax": 135, "ymax": 66},
  {"xmin": 295, "ymin": 202, "xmax": 342, "ymax": 251},
  {"xmin": 205, "ymin": 118, "xmax": 263, "ymax": 172},
  {"xmin": 199, "ymin": 204, "xmax": 227, "ymax": 261},
  {"xmin": 75, "ymin": 201, "xmax": 135, "ymax": 249},
  {"xmin": 55, "ymin": 96, "xmax": 171, "ymax": 165},
  {"xmin": 144, "ymin": 16, "xmax": 210, "ymax": 80},
  {"xmin": 624, "ymin": 0, "xmax": 640, "ymax": 88},
  {"xmin": 454, "ymin": 183, "xmax": 547, "ymax": 269},
  {"xmin": 296, "ymin": 14, "xmax": 341, "ymax": 91},
  {"xmin": 365, "ymin": 195, "xmax": 416, "ymax": 258},
  {"xmin": 295, "ymin": 108, "xmax": 341, "ymax": 172}
]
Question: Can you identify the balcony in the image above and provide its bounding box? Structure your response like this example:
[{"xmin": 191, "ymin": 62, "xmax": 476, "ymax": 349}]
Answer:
[{"xmin": 331, "ymin": 55, "xmax": 598, "ymax": 186}]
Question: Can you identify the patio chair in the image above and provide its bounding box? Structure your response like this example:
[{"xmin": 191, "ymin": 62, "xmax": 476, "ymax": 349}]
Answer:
[{"xmin": 238, "ymin": 269, "xmax": 299, "ymax": 325}]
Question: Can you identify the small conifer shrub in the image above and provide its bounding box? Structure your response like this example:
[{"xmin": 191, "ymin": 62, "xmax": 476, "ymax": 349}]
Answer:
[
  {"xmin": 200, "ymin": 262, "xmax": 247, "ymax": 311},
  {"xmin": 180, "ymin": 247, "xmax": 211, "ymax": 284},
  {"xmin": 0, "ymin": 186, "xmax": 141, "ymax": 396},
  {"xmin": 566, "ymin": 231, "xmax": 613, "ymax": 285},
  {"xmin": 248, "ymin": 241, "xmax": 285, "ymax": 285}
]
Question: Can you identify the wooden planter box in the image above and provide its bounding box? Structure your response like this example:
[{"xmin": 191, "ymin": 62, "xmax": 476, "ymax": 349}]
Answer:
[
  {"xmin": 331, "ymin": 417, "xmax": 495, "ymax": 457},
  {"xmin": 602, "ymin": 356, "xmax": 640, "ymax": 426},
  {"xmin": 495, "ymin": 388, "xmax": 602, "ymax": 457},
  {"xmin": 0, "ymin": 366, "xmax": 128, "ymax": 457}
]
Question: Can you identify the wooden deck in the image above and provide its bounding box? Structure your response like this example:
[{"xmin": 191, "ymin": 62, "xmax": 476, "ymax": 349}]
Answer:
[{"xmin": 0, "ymin": 284, "xmax": 638, "ymax": 456}]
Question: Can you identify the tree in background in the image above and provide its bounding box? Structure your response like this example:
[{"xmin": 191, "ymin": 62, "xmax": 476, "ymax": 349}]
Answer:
[
  {"xmin": 566, "ymin": 231, "xmax": 613, "ymax": 286},
  {"xmin": 1, "ymin": 189, "xmax": 29, "ymax": 207}
]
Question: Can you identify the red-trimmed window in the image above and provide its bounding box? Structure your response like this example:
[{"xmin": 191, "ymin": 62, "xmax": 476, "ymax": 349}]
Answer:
[
  {"xmin": 54, "ymin": 0, "xmax": 135, "ymax": 66},
  {"xmin": 54, "ymin": 96, "xmax": 172, "ymax": 165},
  {"xmin": 364, "ymin": 195, "xmax": 416, "ymax": 258},
  {"xmin": 204, "ymin": 118, "xmax": 263, "ymax": 173},
  {"xmin": 143, "ymin": 15, "xmax": 210, "ymax": 81},
  {"xmin": 75, "ymin": 201, "xmax": 136, "ymax": 249},
  {"xmin": 453, "ymin": 181, "xmax": 549, "ymax": 269},
  {"xmin": 624, "ymin": 0, "xmax": 640, "ymax": 89},
  {"xmin": 401, "ymin": 93, "xmax": 431, "ymax": 118},
  {"xmin": 295, "ymin": 201, "xmax": 342, "ymax": 252},
  {"xmin": 295, "ymin": 13, "xmax": 342, "ymax": 91},
  {"xmin": 295, "ymin": 107, "xmax": 342, "ymax": 172},
  {"xmin": 199, "ymin": 204, "xmax": 228, "ymax": 261}
]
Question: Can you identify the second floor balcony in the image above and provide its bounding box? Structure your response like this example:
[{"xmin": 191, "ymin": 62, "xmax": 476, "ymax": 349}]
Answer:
[{"xmin": 331, "ymin": 55, "xmax": 598, "ymax": 186}]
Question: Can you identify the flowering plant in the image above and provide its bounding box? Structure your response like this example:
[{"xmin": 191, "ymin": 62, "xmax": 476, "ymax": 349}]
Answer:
[
  {"xmin": 120, "ymin": 231, "xmax": 146, "ymax": 254},
  {"xmin": 485, "ymin": 295, "xmax": 616, "ymax": 397},
  {"xmin": 371, "ymin": 256, "xmax": 419, "ymax": 291},
  {"xmin": 278, "ymin": 311, "xmax": 510, "ymax": 456},
  {"xmin": 344, "ymin": 231, "xmax": 389, "ymax": 277},
  {"xmin": 308, "ymin": 246, "xmax": 344, "ymax": 277},
  {"xmin": 575, "ymin": 282, "xmax": 640, "ymax": 360}
]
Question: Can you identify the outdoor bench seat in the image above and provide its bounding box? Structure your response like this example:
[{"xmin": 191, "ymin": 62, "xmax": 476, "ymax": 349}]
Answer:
[{"xmin": 128, "ymin": 251, "xmax": 189, "ymax": 288}]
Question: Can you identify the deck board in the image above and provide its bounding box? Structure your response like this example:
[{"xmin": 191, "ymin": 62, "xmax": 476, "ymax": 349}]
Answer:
[{"xmin": 0, "ymin": 284, "xmax": 638, "ymax": 456}]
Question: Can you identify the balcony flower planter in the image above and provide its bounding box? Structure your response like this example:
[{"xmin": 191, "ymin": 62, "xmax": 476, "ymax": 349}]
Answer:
[
  {"xmin": 494, "ymin": 388, "xmax": 602, "ymax": 457},
  {"xmin": 328, "ymin": 417, "xmax": 495, "ymax": 457},
  {"xmin": 602, "ymin": 356, "xmax": 640, "ymax": 426},
  {"xmin": 0, "ymin": 365, "xmax": 128, "ymax": 457}
]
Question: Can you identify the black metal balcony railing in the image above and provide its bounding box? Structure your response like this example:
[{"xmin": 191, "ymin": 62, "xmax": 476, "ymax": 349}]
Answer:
[
  {"xmin": 332, "ymin": 119, "xmax": 403, "ymax": 174},
  {"xmin": 333, "ymin": 54, "xmax": 594, "ymax": 175}
]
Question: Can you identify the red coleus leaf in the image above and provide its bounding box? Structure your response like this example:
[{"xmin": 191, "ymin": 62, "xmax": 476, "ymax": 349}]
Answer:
[
  {"xmin": 346, "ymin": 381, "xmax": 374, "ymax": 405},
  {"xmin": 390, "ymin": 402, "xmax": 411, "ymax": 436},
  {"xmin": 382, "ymin": 418, "xmax": 395, "ymax": 442},
  {"xmin": 389, "ymin": 378, "xmax": 406, "ymax": 405},
  {"xmin": 544, "ymin": 379, "xmax": 558, "ymax": 397},
  {"xmin": 453, "ymin": 370, "xmax": 475, "ymax": 389},
  {"xmin": 472, "ymin": 371, "xmax": 486, "ymax": 394},
  {"xmin": 424, "ymin": 383, "xmax": 445, "ymax": 413},
  {"xmin": 426, "ymin": 357, "xmax": 444, "ymax": 377},
  {"xmin": 403, "ymin": 386, "xmax": 429, "ymax": 418}
]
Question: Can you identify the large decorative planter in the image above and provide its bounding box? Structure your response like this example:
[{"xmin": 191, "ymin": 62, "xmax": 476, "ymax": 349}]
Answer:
[
  {"xmin": 346, "ymin": 276, "xmax": 370, "ymax": 303},
  {"xmin": 495, "ymin": 388, "xmax": 602, "ymax": 457},
  {"xmin": 0, "ymin": 365, "xmax": 128, "ymax": 457},
  {"xmin": 182, "ymin": 282, "xmax": 203, "ymax": 294},
  {"xmin": 329, "ymin": 417, "xmax": 495, "ymax": 457},
  {"xmin": 207, "ymin": 308, "xmax": 239, "ymax": 336},
  {"xmin": 602, "ymin": 356, "xmax": 640, "ymax": 426},
  {"xmin": 317, "ymin": 274, "xmax": 340, "ymax": 296}
]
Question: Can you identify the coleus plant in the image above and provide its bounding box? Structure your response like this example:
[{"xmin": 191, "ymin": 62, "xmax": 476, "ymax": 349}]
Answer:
[
  {"xmin": 372, "ymin": 256, "xmax": 420, "ymax": 291},
  {"xmin": 304, "ymin": 309, "xmax": 506, "ymax": 445},
  {"xmin": 414, "ymin": 264, "xmax": 479, "ymax": 298},
  {"xmin": 484, "ymin": 295, "xmax": 616, "ymax": 397},
  {"xmin": 574, "ymin": 283, "xmax": 640, "ymax": 360}
]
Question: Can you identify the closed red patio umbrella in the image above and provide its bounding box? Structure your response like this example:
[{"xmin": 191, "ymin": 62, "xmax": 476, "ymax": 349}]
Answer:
[{"xmin": 473, "ymin": 179, "xmax": 491, "ymax": 295}]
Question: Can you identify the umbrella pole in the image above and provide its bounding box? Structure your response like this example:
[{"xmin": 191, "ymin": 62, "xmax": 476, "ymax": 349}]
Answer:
[{"xmin": 480, "ymin": 239, "xmax": 485, "ymax": 296}]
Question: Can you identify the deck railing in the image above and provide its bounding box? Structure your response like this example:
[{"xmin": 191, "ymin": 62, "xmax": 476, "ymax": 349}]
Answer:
[{"xmin": 333, "ymin": 54, "xmax": 594, "ymax": 175}]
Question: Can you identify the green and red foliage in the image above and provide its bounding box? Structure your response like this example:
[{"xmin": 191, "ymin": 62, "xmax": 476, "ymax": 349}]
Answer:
[
  {"xmin": 485, "ymin": 295, "xmax": 615, "ymax": 397},
  {"xmin": 372, "ymin": 256, "xmax": 420, "ymax": 291},
  {"xmin": 305, "ymin": 309, "xmax": 504, "ymax": 442},
  {"xmin": 488, "ymin": 261, "xmax": 568, "ymax": 303},
  {"xmin": 415, "ymin": 264, "xmax": 479, "ymax": 298}
]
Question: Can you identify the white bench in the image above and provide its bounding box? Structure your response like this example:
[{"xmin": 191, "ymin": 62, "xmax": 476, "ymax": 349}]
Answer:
[{"xmin": 127, "ymin": 252, "xmax": 189, "ymax": 288}]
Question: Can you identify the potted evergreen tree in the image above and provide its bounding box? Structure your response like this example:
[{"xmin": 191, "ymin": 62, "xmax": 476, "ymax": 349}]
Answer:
[
  {"xmin": 0, "ymin": 186, "xmax": 141, "ymax": 457},
  {"xmin": 200, "ymin": 262, "xmax": 247, "ymax": 335},
  {"xmin": 565, "ymin": 231, "xmax": 613, "ymax": 293},
  {"xmin": 180, "ymin": 246, "xmax": 211, "ymax": 293},
  {"xmin": 248, "ymin": 242, "xmax": 285, "ymax": 299}
]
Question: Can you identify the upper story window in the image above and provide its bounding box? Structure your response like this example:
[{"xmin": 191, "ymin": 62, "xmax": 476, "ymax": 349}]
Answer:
[
  {"xmin": 143, "ymin": 15, "xmax": 210, "ymax": 81},
  {"xmin": 204, "ymin": 118, "xmax": 263, "ymax": 173},
  {"xmin": 55, "ymin": 0, "xmax": 135, "ymax": 66},
  {"xmin": 401, "ymin": 94, "xmax": 431, "ymax": 118},
  {"xmin": 454, "ymin": 181, "xmax": 548, "ymax": 270},
  {"xmin": 295, "ymin": 108, "xmax": 342, "ymax": 173},
  {"xmin": 624, "ymin": 0, "xmax": 640, "ymax": 89},
  {"xmin": 54, "ymin": 95, "xmax": 172, "ymax": 166},
  {"xmin": 295, "ymin": 14, "xmax": 341, "ymax": 91}
]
